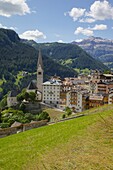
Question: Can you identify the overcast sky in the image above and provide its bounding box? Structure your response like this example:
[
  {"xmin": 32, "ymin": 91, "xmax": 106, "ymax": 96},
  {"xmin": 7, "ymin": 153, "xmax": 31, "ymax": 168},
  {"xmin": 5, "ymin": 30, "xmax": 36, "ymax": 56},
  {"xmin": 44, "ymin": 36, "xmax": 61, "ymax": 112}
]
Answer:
[{"xmin": 0, "ymin": 0, "xmax": 113, "ymax": 42}]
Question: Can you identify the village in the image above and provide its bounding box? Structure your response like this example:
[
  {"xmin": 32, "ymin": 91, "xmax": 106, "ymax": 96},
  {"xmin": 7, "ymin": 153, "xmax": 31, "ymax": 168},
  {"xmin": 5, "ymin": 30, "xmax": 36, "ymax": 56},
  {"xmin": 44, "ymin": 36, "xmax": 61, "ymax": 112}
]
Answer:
[{"xmin": 7, "ymin": 50, "xmax": 113, "ymax": 113}]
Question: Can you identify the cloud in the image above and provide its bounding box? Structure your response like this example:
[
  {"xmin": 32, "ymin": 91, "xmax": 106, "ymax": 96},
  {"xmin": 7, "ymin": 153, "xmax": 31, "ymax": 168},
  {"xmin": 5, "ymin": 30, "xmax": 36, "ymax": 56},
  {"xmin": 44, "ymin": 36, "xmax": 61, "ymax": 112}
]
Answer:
[
  {"xmin": 57, "ymin": 40, "xmax": 64, "ymax": 43},
  {"xmin": 74, "ymin": 24, "xmax": 107, "ymax": 36},
  {"xmin": 0, "ymin": 23, "xmax": 17, "ymax": 30},
  {"xmin": 79, "ymin": 18, "xmax": 95, "ymax": 23},
  {"xmin": 0, "ymin": 0, "xmax": 30, "ymax": 17},
  {"xmin": 75, "ymin": 39, "xmax": 83, "ymax": 42},
  {"xmin": 87, "ymin": 0, "xmax": 113, "ymax": 20},
  {"xmin": 67, "ymin": 1, "xmax": 113, "ymax": 23},
  {"xmin": 74, "ymin": 27, "xmax": 93, "ymax": 36},
  {"xmin": 91, "ymin": 24, "xmax": 107, "ymax": 30},
  {"xmin": 68, "ymin": 7, "xmax": 86, "ymax": 21},
  {"xmin": 19, "ymin": 30, "xmax": 46, "ymax": 41}
]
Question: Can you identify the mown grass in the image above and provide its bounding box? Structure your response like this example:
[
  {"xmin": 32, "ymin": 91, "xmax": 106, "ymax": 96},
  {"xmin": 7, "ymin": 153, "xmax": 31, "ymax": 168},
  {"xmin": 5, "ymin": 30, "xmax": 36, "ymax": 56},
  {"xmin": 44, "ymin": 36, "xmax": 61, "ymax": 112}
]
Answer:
[
  {"xmin": 44, "ymin": 108, "xmax": 64, "ymax": 122},
  {"xmin": 0, "ymin": 105, "xmax": 113, "ymax": 170}
]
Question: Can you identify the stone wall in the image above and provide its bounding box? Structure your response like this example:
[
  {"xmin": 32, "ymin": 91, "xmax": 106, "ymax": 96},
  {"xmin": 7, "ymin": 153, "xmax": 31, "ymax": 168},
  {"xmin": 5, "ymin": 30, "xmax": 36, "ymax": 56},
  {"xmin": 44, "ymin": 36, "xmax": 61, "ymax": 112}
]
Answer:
[
  {"xmin": 25, "ymin": 102, "xmax": 52, "ymax": 114},
  {"xmin": 25, "ymin": 102, "xmax": 42, "ymax": 114},
  {"xmin": 23, "ymin": 120, "xmax": 47, "ymax": 131},
  {"xmin": 0, "ymin": 126, "xmax": 22, "ymax": 138},
  {"xmin": 0, "ymin": 120, "xmax": 47, "ymax": 138}
]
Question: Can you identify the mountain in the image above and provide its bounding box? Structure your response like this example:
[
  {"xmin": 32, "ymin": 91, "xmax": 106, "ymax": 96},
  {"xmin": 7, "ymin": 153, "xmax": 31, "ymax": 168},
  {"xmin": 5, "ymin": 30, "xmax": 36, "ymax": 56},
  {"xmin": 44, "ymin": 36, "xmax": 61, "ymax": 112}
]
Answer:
[
  {"xmin": 0, "ymin": 28, "xmax": 77, "ymax": 99},
  {"xmin": 23, "ymin": 41, "xmax": 108, "ymax": 71},
  {"xmin": 0, "ymin": 29, "xmax": 108, "ymax": 99},
  {"xmin": 74, "ymin": 36, "xmax": 113, "ymax": 69}
]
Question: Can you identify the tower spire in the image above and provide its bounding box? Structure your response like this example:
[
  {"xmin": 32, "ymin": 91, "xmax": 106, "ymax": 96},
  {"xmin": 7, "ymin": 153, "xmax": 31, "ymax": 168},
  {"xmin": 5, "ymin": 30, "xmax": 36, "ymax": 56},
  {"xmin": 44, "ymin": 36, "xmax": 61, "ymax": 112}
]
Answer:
[
  {"xmin": 37, "ymin": 49, "xmax": 43, "ymax": 69},
  {"xmin": 37, "ymin": 49, "xmax": 43, "ymax": 93}
]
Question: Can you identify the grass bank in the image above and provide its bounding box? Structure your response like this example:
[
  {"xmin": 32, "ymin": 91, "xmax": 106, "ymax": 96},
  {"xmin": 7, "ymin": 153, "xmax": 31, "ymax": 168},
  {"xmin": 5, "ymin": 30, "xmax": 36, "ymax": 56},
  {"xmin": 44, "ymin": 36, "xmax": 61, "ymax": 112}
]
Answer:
[{"xmin": 0, "ymin": 105, "xmax": 113, "ymax": 170}]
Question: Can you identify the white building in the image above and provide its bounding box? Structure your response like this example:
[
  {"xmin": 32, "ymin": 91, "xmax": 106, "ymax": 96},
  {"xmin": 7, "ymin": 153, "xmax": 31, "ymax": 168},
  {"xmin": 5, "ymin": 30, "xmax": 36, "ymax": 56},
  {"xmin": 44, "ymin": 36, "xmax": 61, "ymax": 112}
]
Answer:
[
  {"xmin": 59, "ymin": 88, "xmax": 89, "ymax": 112},
  {"xmin": 7, "ymin": 90, "xmax": 19, "ymax": 107},
  {"xmin": 43, "ymin": 79, "xmax": 61, "ymax": 107}
]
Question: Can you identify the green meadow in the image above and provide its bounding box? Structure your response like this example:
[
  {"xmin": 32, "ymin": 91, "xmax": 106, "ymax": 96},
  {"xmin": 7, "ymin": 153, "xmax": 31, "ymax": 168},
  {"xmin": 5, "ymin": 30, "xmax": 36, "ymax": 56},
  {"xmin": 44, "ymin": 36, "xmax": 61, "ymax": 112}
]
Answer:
[{"xmin": 0, "ymin": 105, "xmax": 113, "ymax": 170}]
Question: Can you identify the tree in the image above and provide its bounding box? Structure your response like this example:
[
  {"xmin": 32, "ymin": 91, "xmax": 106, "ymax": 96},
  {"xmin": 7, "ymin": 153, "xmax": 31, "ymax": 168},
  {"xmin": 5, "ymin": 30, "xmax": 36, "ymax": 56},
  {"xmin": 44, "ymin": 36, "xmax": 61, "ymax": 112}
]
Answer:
[
  {"xmin": 23, "ymin": 92, "xmax": 29, "ymax": 101},
  {"xmin": 29, "ymin": 92, "xmax": 36, "ymax": 102},
  {"xmin": 38, "ymin": 111, "xmax": 50, "ymax": 122},
  {"xmin": 0, "ymin": 111, "xmax": 2, "ymax": 123},
  {"xmin": 19, "ymin": 103, "xmax": 26, "ymax": 112},
  {"xmin": 0, "ymin": 95, "xmax": 7, "ymax": 109},
  {"xmin": 17, "ymin": 90, "xmax": 29, "ymax": 102},
  {"xmin": 17, "ymin": 93, "xmax": 24, "ymax": 102},
  {"xmin": 65, "ymin": 107, "xmax": 72, "ymax": 117},
  {"xmin": 62, "ymin": 113, "xmax": 66, "ymax": 119}
]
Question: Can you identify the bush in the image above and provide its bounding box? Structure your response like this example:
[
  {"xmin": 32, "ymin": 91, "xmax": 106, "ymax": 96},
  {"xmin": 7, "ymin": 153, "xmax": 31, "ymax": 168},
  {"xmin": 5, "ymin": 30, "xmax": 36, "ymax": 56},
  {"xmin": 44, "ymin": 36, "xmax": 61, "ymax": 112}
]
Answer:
[
  {"xmin": 29, "ymin": 92, "xmax": 36, "ymax": 102},
  {"xmin": 0, "ymin": 95, "xmax": 7, "ymax": 109},
  {"xmin": 38, "ymin": 112, "xmax": 50, "ymax": 122},
  {"xmin": 62, "ymin": 114, "xmax": 66, "ymax": 119},
  {"xmin": 65, "ymin": 107, "xmax": 72, "ymax": 117},
  {"xmin": 19, "ymin": 103, "xmax": 26, "ymax": 112},
  {"xmin": 0, "ymin": 123, "xmax": 9, "ymax": 128},
  {"xmin": 8, "ymin": 118, "xmax": 15, "ymax": 126},
  {"xmin": 25, "ymin": 113, "xmax": 35, "ymax": 121}
]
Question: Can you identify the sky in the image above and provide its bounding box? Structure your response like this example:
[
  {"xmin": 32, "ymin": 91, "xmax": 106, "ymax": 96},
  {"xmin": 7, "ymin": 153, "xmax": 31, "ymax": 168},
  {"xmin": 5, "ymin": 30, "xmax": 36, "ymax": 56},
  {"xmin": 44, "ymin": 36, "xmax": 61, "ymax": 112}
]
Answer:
[{"xmin": 0, "ymin": 0, "xmax": 113, "ymax": 43}]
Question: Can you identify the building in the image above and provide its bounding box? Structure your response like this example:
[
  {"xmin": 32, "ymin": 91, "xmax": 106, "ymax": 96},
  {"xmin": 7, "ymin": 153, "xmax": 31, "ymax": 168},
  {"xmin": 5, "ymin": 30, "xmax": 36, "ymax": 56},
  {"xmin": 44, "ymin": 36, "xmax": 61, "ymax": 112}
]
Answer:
[
  {"xmin": 27, "ymin": 50, "xmax": 43, "ymax": 101},
  {"xmin": 89, "ymin": 93, "xmax": 108, "ymax": 108},
  {"xmin": 97, "ymin": 81, "xmax": 113, "ymax": 94},
  {"xmin": 59, "ymin": 86, "xmax": 89, "ymax": 112},
  {"xmin": 37, "ymin": 49, "xmax": 43, "ymax": 93},
  {"xmin": 26, "ymin": 80, "xmax": 42, "ymax": 101},
  {"xmin": 108, "ymin": 88, "xmax": 113, "ymax": 104},
  {"xmin": 43, "ymin": 79, "xmax": 61, "ymax": 107},
  {"xmin": 100, "ymin": 74, "xmax": 113, "ymax": 82},
  {"xmin": 7, "ymin": 90, "xmax": 19, "ymax": 107}
]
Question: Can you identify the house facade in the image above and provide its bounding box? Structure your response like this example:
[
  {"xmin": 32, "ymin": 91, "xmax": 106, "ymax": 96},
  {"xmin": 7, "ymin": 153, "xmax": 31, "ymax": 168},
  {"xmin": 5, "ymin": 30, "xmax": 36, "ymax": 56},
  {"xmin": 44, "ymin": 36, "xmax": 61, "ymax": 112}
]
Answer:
[
  {"xmin": 7, "ymin": 90, "xmax": 19, "ymax": 107},
  {"xmin": 43, "ymin": 79, "xmax": 61, "ymax": 107}
]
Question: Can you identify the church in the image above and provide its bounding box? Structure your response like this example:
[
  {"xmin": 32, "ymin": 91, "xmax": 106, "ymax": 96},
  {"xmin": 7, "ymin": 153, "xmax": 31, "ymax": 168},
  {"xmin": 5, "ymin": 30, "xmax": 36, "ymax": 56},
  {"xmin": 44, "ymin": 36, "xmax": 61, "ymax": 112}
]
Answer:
[
  {"xmin": 27, "ymin": 49, "xmax": 61, "ymax": 107},
  {"xmin": 27, "ymin": 49, "xmax": 44, "ymax": 101}
]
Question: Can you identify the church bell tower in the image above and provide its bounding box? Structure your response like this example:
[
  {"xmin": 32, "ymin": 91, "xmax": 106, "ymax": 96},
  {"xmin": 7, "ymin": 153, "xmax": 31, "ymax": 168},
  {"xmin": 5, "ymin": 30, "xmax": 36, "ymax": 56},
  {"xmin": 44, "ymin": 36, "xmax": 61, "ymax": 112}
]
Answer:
[{"xmin": 37, "ymin": 49, "xmax": 43, "ymax": 93}]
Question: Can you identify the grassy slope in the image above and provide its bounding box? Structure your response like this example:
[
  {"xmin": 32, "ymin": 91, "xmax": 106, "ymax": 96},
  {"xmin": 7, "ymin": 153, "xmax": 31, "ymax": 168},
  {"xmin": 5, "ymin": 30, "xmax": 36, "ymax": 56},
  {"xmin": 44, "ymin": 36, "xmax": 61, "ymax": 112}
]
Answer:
[
  {"xmin": 44, "ymin": 108, "xmax": 64, "ymax": 122},
  {"xmin": 0, "ymin": 105, "xmax": 113, "ymax": 170}
]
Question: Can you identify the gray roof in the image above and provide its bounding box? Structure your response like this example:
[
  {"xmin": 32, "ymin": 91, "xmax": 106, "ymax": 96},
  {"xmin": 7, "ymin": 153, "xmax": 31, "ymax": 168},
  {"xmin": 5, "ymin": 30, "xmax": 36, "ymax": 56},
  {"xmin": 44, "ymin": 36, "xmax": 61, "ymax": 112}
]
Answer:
[
  {"xmin": 98, "ymin": 80, "xmax": 113, "ymax": 85},
  {"xmin": 8, "ymin": 90, "xmax": 19, "ymax": 97},
  {"xmin": 43, "ymin": 79, "xmax": 61, "ymax": 85},
  {"xmin": 11, "ymin": 121, "xmax": 22, "ymax": 127},
  {"xmin": 27, "ymin": 80, "xmax": 37, "ymax": 90}
]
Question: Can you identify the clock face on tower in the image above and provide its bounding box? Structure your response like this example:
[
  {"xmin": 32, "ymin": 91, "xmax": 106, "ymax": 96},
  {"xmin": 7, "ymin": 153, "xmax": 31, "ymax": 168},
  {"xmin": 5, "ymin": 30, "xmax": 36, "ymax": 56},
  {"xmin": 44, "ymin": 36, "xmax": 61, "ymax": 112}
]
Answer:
[{"xmin": 38, "ymin": 72, "xmax": 41, "ymax": 75}]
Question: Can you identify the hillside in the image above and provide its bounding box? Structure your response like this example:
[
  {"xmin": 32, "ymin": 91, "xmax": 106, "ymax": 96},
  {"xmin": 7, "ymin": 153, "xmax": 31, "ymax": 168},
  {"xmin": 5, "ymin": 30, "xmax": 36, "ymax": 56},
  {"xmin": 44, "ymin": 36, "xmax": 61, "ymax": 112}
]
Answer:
[
  {"xmin": 24, "ymin": 41, "xmax": 108, "ymax": 71},
  {"xmin": 74, "ymin": 36, "xmax": 113, "ymax": 69},
  {"xmin": 0, "ymin": 105, "xmax": 113, "ymax": 170},
  {"xmin": 0, "ymin": 28, "xmax": 77, "ymax": 99}
]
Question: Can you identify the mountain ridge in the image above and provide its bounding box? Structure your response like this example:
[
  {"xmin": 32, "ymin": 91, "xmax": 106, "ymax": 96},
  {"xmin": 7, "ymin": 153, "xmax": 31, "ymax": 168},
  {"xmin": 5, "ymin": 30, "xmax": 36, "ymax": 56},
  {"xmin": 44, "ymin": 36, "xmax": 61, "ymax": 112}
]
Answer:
[
  {"xmin": 0, "ymin": 29, "xmax": 109, "ymax": 99},
  {"xmin": 0, "ymin": 29, "xmax": 77, "ymax": 99},
  {"xmin": 23, "ymin": 40, "xmax": 108, "ymax": 71},
  {"xmin": 74, "ymin": 36, "xmax": 113, "ymax": 69}
]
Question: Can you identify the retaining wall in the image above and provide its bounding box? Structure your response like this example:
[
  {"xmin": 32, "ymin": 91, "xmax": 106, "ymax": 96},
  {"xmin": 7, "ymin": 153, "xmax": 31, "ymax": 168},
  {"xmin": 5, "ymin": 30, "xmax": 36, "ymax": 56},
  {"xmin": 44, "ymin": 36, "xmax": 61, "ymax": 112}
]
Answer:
[{"xmin": 0, "ymin": 120, "xmax": 47, "ymax": 138}]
